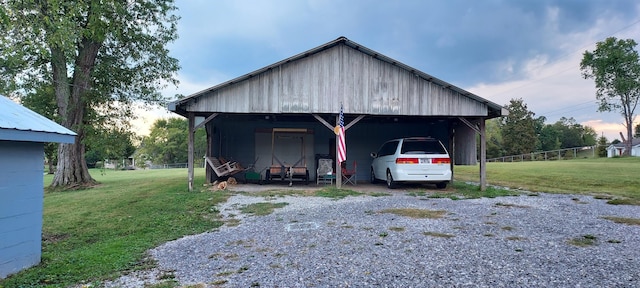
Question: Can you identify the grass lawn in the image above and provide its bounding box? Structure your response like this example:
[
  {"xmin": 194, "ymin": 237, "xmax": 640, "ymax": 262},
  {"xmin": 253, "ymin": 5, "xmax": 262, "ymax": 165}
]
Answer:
[
  {"xmin": 454, "ymin": 157, "xmax": 640, "ymax": 203},
  {"xmin": 1, "ymin": 168, "xmax": 227, "ymax": 288}
]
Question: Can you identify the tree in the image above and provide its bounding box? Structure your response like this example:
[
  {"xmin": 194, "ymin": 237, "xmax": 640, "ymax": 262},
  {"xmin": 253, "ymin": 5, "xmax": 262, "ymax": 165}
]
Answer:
[
  {"xmin": 581, "ymin": 37, "xmax": 640, "ymax": 156},
  {"xmin": 137, "ymin": 118, "xmax": 206, "ymax": 165},
  {"xmin": 85, "ymin": 127, "xmax": 136, "ymax": 168},
  {"xmin": 0, "ymin": 1, "xmax": 180, "ymax": 189},
  {"xmin": 500, "ymin": 98, "xmax": 537, "ymax": 155},
  {"xmin": 550, "ymin": 117, "xmax": 597, "ymax": 149},
  {"xmin": 538, "ymin": 124, "xmax": 561, "ymax": 151},
  {"xmin": 20, "ymin": 84, "xmax": 59, "ymax": 174},
  {"xmin": 635, "ymin": 123, "xmax": 640, "ymax": 139},
  {"xmin": 596, "ymin": 135, "xmax": 608, "ymax": 157},
  {"xmin": 484, "ymin": 118, "xmax": 504, "ymax": 159}
]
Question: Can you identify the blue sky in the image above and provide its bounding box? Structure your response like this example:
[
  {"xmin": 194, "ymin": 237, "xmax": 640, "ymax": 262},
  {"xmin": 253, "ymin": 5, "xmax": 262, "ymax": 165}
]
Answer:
[{"xmin": 144, "ymin": 0, "xmax": 640, "ymax": 141}]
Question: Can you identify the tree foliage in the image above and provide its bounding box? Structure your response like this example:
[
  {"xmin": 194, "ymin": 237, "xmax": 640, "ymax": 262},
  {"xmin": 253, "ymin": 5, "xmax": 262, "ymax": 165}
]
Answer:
[
  {"xmin": 552, "ymin": 117, "xmax": 597, "ymax": 149},
  {"xmin": 596, "ymin": 135, "xmax": 608, "ymax": 157},
  {"xmin": 85, "ymin": 127, "xmax": 136, "ymax": 168},
  {"xmin": 581, "ymin": 37, "xmax": 640, "ymax": 156},
  {"xmin": 491, "ymin": 99, "xmax": 598, "ymax": 158},
  {"xmin": 484, "ymin": 118, "xmax": 504, "ymax": 159},
  {"xmin": 500, "ymin": 98, "xmax": 537, "ymax": 155},
  {"xmin": 20, "ymin": 84, "xmax": 59, "ymax": 174},
  {"xmin": 137, "ymin": 118, "xmax": 206, "ymax": 166},
  {"xmin": 0, "ymin": 0, "xmax": 180, "ymax": 189}
]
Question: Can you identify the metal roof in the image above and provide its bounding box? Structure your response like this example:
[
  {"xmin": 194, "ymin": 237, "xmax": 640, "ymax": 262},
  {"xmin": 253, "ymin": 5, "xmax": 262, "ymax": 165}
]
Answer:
[
  {"xmin": 610, "ymin": 138, "xmax": 640, "ymax": 148},
  {"xmin": 169, "ymin": 36, "xmax": 506, "ymax": 118},
  {"xmin": 0, "ymin": 95, "xmax": 76, "ymax": 143}
]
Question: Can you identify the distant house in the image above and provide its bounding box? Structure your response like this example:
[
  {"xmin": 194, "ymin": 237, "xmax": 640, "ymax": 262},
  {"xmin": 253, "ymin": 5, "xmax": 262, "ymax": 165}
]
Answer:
[
  {"xmin": 0, "ymin": 95, "xmax": 76, "ymax": 279},
  {"xmin": 607, "ymin": 138, "xmax": 640, "ymax": 157}
]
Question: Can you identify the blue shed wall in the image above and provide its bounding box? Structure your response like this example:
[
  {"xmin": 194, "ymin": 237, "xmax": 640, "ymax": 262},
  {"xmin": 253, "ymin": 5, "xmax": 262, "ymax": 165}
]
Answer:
[{"xmin": 0, "ymin": 141, "xmax": 44, "ymax": 279}]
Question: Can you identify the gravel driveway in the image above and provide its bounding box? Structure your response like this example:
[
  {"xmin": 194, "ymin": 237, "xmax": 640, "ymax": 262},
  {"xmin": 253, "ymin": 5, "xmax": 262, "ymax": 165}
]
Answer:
[{"xmin": 106, "ymin": 186, "xmax": 640, "ymax": 287}]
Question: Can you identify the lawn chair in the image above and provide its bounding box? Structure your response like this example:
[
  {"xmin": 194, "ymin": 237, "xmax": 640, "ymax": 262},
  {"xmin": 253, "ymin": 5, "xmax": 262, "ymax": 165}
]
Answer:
[
  {"xmin": 342, "ymin": 160, "xmax": 357, "ymax": 185},
  {"xmin": 317, "ymin": 158, "xmax": 334, "ymax": 185},
  {"xmin": 205, "ymin": 157, "xmax": 243, "ymax": 178}
]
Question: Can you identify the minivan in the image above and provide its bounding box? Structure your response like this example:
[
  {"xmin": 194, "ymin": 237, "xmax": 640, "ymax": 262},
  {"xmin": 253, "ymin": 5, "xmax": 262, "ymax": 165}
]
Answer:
[{"xmin": 370, "ymin": 137, "xmax": 452, "ymax": 189}]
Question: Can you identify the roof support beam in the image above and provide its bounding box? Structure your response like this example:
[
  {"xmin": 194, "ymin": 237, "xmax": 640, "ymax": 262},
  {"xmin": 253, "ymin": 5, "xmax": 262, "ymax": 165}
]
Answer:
[
  {"xmin": 188, "ymin": 112, "xmax": 195, "ymax": 191},
  {"xmin": 194, "ymin": 113, "xmax": 219, "ymax": 130},
  {"xmin": 458, "ymin": 117, "xmax": 480, "ymax": 134},
  {"xmin": 312, "ymin": 114, "xmax": 333, "ymax": 130},
  {"xmin": 344, "ymin": 115, "xmax": 365, "ymax": 131}
]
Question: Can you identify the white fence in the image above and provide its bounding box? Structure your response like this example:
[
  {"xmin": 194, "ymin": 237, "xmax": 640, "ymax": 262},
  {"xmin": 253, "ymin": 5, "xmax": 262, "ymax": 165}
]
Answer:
[{"xmin": 487, "ymin": 146, "xmax": 597, "ymax": 162}]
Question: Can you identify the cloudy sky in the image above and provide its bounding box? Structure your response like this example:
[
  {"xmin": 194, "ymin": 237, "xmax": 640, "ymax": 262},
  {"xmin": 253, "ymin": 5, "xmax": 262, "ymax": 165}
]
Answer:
[{"xmin": 145, "ymin": 0, "xmax": 640, "ymax": 141}]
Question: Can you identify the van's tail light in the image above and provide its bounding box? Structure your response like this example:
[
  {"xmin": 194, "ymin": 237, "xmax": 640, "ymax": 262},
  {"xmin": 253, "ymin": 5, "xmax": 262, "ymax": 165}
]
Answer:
[
  {"xmin": 396, "ymin": 158, "xmax": 419, "ymax": 164},
  {"xmin": 433, "ymin": 158, "xmax": 450, "ymax": 164}
]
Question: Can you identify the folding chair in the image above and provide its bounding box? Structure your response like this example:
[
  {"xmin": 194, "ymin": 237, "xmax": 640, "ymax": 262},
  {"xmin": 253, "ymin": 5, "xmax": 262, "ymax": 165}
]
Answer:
[
  {"xmin": 342, "ymin": 160, "xmax": 357, "ymax": 185},
  {"xmin": 317, "ymin": 158, "xmax": 334, "ymax": 185}
]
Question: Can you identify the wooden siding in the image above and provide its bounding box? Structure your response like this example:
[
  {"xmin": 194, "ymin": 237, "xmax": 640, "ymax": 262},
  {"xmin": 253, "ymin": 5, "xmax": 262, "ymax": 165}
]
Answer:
[
  {"xmin": 183, "ymin": 44, "xmax": 489, "ymax": 116},
  {"xmin": 0, "ymin": 141, "xmax": 44, "ymax": 279},
  {"xmin": 454, "ymin": 123, "xmax": 478, "ymax": 165}
]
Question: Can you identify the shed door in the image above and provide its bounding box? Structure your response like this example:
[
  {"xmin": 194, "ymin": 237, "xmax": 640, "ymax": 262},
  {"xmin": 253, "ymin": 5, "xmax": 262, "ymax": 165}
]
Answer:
[{"xmin": 272, "ymin": 134, "xmax": 305, "ymax": 167}]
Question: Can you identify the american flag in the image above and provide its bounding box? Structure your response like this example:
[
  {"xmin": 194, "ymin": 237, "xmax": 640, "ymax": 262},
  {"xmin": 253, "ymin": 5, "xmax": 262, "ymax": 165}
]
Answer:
[{"xmin": 337, "ymin": 104, "xmax": 346, "ymax": 164}]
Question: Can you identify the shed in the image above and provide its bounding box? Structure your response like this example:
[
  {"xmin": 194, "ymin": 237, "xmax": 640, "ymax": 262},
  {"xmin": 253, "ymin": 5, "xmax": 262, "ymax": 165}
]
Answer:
[
  {"xmin": 0, "ymin": 95, "xmax": 76, "ymax": 279},
  {"xmin": 168, "ymin": 37, "xmax": 507, "ymax": 190},
  {"xmin": 607, "ymin": 138, "xmax": 640, "ymax": 157}
]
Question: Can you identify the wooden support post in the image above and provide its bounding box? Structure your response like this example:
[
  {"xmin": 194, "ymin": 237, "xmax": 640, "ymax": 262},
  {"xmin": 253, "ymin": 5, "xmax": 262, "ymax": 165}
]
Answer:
[
  {"xmin": 479, "ymin": 119, "xmax": 487, "ymax": 191},
  {"xmin": 188, "ymin": 113, "xmax": 195, "ymax": 191},
  {"xmin": 312, "ymin": 113, "xmax": 365, "ymax": 189},
  {"xmin": 335, "ymin": 114, "xmax": 342, "ymax": 189}
]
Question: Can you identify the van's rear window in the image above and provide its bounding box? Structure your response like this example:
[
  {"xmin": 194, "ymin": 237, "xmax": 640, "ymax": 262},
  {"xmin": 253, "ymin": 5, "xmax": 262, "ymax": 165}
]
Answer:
[{"xmin": 401, "ymin": 140, "xmax": 446, "ymax": 154}]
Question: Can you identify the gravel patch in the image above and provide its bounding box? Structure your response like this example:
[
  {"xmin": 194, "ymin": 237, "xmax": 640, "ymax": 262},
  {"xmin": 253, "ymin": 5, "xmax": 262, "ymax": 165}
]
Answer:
[{"xmin": 106, "ymin": 192, "xmax": 640, "ymax": 287}]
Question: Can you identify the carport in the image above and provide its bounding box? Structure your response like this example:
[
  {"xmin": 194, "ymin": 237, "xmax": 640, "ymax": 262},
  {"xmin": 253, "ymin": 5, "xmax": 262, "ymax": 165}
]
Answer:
[{"xmin": 168, "ymin": 37, "xmax": 506, "ymax": 190}]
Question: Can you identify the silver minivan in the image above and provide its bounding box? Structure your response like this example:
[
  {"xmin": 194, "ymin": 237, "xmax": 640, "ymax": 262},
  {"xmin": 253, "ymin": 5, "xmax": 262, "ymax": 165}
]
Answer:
[{"xmin": 370, "ymin": 137, "xmax": 452, "ymax": 189}]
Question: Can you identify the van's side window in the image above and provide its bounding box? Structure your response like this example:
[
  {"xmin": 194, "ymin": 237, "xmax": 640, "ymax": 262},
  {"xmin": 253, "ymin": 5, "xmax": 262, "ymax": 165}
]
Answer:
[{"xmin": 378, "ymin": 141, "xmax": 399, "ymax": 157}]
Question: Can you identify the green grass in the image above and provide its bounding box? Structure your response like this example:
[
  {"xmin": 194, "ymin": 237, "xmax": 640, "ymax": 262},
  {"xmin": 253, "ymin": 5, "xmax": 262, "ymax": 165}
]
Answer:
[
  {"xmin": 601, "ymin": 216, "xmax": 640, "ymax": 226},
  {"xmin": 568, "ymin": 234, "xmax": 598, "ymax": 247},
  {"xmin": 239, "ymin": 202, "xmax": 288, "ymax": 216},
  {"xmin": 428, "ymin": 182, "xmax": 520, "ymax": 200},
  {"xmin": 313, "ymin": 186, "xmax": 363, "ymax": 199},
  {"xmin": 1, "ymin": 168, "xmax": 225, "ymax": 288},
  {"xmin": 454, "ymin": 157, "xmax": 640, "ymax": 203},
  {"xmin": 378, "ymin": 208, "xmax": 447, "ymax": 219},
  {"xmin": 241, "ymin": 186, "xmax": 364, "ymax": 199},
  {"xmin": 423, "ymin": 231, "xmax": 455, "ymax": 238}
]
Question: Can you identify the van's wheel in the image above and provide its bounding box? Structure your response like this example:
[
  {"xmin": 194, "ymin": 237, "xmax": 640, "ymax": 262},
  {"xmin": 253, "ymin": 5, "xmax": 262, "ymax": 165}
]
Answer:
[
  {"xmin": 370, "ymin": 168, "xmax": 377, "ymax": 184},
  {"xmin": 386, "ymin": 170, "xmax": 396, "ymax": 189},
  {"xmin": 436, "ymin": 182, "xmax": 447, "ymax": 189}
]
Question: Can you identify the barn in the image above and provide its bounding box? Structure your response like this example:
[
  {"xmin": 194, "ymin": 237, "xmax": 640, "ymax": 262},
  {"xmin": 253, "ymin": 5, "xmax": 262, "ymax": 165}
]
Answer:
[
  {"xmin": 0, "ymin": 96, "xmax": 76, "ymax": 279},
  {"xmin": 168, "ymin": 37, "xmax": 506, "ymax": 190}
]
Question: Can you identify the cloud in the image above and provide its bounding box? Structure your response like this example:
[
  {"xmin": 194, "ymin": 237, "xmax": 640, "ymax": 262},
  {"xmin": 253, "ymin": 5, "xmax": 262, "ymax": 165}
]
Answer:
[{"xmin": 158, "ymin": 0, "xmax": 640, "ymax": 142}]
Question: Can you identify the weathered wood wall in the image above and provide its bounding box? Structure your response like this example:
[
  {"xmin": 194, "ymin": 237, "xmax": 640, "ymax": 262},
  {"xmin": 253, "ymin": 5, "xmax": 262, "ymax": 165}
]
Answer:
[{"xmin": 183, "ymin": 44, "xmax": 489, "ymax": 117}]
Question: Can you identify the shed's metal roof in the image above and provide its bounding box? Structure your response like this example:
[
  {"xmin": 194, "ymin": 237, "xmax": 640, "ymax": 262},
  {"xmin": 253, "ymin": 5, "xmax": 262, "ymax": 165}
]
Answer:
[
  {"xmin": 0, "ymin": 95, "xmax": 76, "ymax": 143},
  {"xmin": 609, "ymin": 138, "xmax": 640, "ymax": 148},
  {"xmin": 170, "ymin": 36, "xmax": 506, "ymax": 118}
]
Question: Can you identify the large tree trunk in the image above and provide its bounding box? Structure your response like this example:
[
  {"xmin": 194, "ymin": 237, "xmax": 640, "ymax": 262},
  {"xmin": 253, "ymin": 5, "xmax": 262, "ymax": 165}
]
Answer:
[{"xmin": 50, "ymin": 38, "xmax": 101, "ymax": 189}]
